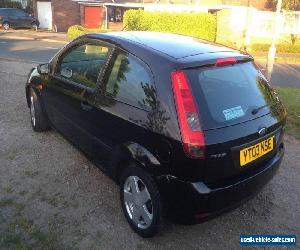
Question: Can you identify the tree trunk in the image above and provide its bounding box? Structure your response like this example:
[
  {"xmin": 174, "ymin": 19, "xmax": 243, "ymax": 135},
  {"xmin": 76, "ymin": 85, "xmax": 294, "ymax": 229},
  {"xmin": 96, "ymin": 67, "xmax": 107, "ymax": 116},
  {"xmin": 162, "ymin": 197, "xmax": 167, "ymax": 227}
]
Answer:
[{"xmin": 291, "ymin": 34, "xmax": 297, "ymax": 45}]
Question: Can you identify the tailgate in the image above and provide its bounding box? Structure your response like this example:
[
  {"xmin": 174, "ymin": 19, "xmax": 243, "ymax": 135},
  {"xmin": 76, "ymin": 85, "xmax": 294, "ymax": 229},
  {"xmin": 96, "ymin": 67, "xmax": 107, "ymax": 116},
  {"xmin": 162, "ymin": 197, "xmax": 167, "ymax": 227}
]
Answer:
[{"xmin": 203, "ymin": 112, "xmax": 285, "ymax": 185}]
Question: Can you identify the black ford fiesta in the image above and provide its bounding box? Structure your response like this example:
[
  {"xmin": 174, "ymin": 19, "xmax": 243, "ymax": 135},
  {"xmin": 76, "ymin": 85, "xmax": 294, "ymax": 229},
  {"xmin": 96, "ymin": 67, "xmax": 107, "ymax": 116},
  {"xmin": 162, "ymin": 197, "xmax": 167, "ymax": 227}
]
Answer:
[{"xmin": 26, "ymin": 32, "xmax": 286, "ymax": 237}]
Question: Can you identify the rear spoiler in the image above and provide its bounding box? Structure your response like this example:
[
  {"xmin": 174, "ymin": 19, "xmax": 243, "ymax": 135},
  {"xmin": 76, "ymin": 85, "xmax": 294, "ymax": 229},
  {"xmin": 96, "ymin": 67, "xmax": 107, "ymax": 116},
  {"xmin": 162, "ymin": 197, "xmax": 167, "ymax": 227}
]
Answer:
[{"xmin": 177, "ymin": 51, "xmax": 253, "ymax": 70}]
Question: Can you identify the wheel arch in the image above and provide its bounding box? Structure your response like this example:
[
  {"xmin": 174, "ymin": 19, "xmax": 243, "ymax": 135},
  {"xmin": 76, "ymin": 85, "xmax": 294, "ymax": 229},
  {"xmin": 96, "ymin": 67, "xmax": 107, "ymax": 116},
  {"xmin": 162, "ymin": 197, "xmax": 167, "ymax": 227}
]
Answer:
[
  {"xmin": 26, "ymin": 68, "xmax": 41, "ymax": 107},
  {"xmin": 26, "ymin": 84, "xmax": 41, "ymax": 107},
  {"xmin": 111, "ymin": 142, "xmax": 162, "ymax": 184}
]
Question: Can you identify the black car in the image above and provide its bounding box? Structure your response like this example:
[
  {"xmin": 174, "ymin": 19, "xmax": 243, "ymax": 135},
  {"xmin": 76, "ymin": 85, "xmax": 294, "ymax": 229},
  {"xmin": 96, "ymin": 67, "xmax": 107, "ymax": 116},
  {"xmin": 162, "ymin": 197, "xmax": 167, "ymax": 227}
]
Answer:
[
  {"xmin": 25, "ymin": 32, "xmax": 286, "ymax": 237},
  {"xmin": 0, "ymin": 8, "xmax": 39, "ymax": 30}
]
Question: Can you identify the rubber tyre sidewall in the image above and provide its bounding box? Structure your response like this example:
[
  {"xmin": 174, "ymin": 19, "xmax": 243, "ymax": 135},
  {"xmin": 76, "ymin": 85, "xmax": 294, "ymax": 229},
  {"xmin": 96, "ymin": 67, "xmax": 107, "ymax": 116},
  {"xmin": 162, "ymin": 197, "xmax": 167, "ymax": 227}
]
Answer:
[
  {"xmin": 120, "ymin": 164, "xmax": 161, "ymax": 238},
  {"xmin": 30, "ymin": 88, "xmax": 49, "ymax": 132}
]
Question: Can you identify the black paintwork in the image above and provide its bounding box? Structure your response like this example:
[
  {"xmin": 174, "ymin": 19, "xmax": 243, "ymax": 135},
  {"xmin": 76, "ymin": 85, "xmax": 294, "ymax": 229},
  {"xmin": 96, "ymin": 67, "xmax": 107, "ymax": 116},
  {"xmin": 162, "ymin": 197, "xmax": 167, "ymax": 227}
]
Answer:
[
  {"xmin": 26, "ymin": 32, "xmax": 286, "ymax": 219},
  {"xmin": 0, "ymin": 8, "xmax": 39, "ymax": 28}
]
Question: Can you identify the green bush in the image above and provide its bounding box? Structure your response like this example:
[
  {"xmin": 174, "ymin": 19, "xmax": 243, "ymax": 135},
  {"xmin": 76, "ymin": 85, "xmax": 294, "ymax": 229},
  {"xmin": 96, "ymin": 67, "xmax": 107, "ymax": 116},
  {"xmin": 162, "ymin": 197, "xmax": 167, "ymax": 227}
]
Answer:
[
  {"xmin": 67, "ymin": 25, "xmax": 110, "ymax": 39},
  {"xmin": 0, "ymin": 0, "xmax": 22, "ymax": 9},
  {"xmin": 67, "ymin": 25, "xmax": 87, "ymax": 39},
  {"xmin": 123, "ymin": 10, "xmax": 217, "ymax": 42}
]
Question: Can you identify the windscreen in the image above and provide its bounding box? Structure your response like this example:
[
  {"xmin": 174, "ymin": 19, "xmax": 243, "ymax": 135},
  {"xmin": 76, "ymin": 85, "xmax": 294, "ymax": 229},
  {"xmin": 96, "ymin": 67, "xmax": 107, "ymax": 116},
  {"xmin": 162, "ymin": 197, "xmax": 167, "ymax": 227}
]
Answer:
[{"xmin": 186, "ymin": 61, "xmax": 277, "ymax": 130}]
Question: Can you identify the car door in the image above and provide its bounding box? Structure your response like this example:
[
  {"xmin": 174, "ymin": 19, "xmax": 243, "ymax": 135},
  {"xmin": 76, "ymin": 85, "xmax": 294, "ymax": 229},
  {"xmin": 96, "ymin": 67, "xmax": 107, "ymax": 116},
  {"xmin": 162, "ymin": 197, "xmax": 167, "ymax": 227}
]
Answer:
[
  {"xmin": 44, "ymin": 39, "xmax": 112, "ymax": 156},
  {"xmin": 17, "ymin": 10, "xmax": 33, "ymax": 27},
  {"xmin": 91, "ymin": 48, "xmax": 156, "ymax": 171},
  {"xmin": 7, "ymin": 9, "xmax": 20, "ymax": 27}
]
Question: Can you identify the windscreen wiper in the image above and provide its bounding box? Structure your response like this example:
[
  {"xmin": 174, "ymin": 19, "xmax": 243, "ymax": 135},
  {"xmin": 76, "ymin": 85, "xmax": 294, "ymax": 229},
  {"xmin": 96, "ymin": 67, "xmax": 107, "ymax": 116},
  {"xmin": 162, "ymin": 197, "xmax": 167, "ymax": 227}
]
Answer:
[{"xmin": 251, "ymin": 103, "xmax": 277, "ymax": 115}]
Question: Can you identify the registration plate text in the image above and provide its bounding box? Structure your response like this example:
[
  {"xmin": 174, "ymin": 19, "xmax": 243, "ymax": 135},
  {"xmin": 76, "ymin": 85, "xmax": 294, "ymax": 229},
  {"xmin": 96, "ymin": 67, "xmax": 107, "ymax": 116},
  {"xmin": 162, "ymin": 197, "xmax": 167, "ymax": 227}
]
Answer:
[{"xmin": 240, "ymin": 136, "xmax": 274, "ymax": 167}]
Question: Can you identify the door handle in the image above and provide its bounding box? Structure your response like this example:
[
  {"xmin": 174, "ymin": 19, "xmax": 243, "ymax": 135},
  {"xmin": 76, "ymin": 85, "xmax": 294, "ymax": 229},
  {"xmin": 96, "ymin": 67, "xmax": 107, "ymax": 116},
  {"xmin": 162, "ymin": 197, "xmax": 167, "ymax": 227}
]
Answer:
[{"xmin": 81, "ymin": 101, "xmax": 92, "ymax": 111}]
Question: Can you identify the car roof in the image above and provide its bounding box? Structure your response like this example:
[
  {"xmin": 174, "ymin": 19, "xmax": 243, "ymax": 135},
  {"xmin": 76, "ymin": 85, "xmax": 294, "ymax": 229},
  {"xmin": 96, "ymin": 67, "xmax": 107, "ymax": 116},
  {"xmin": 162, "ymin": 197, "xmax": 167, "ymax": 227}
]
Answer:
[
  {"xmin": 0, "ymin": 8, "xmax": 18, "ymax": 10},
  {"xmin": 86, "ymin": 31, "xmax": 238, "ymax": 60}
]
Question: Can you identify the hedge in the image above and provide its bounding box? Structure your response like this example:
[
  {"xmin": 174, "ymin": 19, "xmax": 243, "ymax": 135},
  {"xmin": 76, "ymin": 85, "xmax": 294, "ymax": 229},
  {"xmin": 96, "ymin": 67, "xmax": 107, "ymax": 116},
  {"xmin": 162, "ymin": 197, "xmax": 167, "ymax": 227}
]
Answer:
[
  {"xmin": 123, "ymin": 10, "xmax": 217, "ymax": 42},
  {"xmin": 67, "ymin": 25, "xmax": 110, "ymax": 39}
]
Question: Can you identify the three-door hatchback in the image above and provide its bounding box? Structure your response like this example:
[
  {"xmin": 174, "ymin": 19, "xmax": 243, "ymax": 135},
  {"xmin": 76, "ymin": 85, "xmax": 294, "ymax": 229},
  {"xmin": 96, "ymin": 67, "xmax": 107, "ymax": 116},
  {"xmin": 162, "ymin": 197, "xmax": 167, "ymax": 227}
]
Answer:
[{"xmin": 26, "ymin": 32, "xmax": 286, "ymax": 237}]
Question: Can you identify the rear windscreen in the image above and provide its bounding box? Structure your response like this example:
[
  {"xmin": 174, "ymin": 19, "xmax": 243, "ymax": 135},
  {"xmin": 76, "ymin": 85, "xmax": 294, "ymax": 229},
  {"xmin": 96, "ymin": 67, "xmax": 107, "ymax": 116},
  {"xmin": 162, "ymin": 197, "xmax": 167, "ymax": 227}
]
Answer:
[{"xmin": 186, "ymin": 62, "xmax": 277, "ymax": 130}]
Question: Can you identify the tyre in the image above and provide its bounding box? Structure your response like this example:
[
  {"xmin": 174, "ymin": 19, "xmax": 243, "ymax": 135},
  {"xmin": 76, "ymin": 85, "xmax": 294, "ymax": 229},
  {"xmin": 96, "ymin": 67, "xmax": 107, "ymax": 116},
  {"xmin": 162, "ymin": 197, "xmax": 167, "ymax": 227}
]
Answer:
[
  {"xmin": 3, "ymin": 22, "xmax": 10, "ymax": 30},
  {"xmin": 31, "ymin": 22, "xmax": 38, "ymax": 31},
  {"xmin": 120, "ymin": 164, "xmax": 161, "ymax": 238},
  {"xmin": 29, "ymin": 88, "xmax": 50, "ymax": 132}
]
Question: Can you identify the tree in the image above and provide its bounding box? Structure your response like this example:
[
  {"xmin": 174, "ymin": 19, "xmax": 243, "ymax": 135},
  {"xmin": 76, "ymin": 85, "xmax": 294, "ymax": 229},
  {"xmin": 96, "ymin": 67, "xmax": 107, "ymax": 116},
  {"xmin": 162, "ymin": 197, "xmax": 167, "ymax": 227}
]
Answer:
[
  {"xmin": 282, "ymin": 0, "xmax": 300, "ymax": 10},
  {"xmin": 0, "ymin": 0, "xmax": 23, "ymax": 9},
  {"xmin": 266, "ymin": 0, "xmax": 300, "ymax": 11},
  {"xmin": 266, "ymin": 0, "xmax": 300, "ymax": 44}
]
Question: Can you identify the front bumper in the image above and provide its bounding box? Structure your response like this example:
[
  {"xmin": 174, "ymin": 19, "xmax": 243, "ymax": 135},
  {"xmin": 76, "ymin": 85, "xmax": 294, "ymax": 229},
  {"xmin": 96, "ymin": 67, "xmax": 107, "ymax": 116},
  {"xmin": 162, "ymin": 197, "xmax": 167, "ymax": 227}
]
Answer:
[{"xmin": 158, "ymin": 145, "xmax": 284, "ymax": 220}]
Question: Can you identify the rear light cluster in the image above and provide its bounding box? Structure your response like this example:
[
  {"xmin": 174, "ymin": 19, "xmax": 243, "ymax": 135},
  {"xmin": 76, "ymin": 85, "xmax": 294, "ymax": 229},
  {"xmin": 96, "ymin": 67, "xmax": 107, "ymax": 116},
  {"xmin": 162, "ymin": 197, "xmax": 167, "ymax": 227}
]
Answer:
[{"xmin": 171, "ymin": 70, "xmax": 205, "ymax": 159}]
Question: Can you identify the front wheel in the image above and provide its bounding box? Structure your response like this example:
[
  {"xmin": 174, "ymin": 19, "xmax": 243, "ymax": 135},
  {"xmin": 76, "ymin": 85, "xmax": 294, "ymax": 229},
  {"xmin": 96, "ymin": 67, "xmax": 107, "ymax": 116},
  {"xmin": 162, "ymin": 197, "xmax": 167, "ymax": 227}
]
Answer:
[
  {"xmin": 3, "ymin": 22, "xmax": 10, "ymax": 30},
  {"xmin": 29, "ymin": 88, "xmax": 50, "ymax": 132},
  {"xmin": 120, "ymin": 165, "xmax": 161, "ymax": 238}
]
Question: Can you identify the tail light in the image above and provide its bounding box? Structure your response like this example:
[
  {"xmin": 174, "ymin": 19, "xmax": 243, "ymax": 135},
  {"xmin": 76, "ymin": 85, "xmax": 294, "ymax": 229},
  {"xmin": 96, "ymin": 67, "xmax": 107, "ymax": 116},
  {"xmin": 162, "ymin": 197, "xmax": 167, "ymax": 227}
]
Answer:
[{"xmin": 171, "ymin": 70, "xmax": 205, "ymax": 159}]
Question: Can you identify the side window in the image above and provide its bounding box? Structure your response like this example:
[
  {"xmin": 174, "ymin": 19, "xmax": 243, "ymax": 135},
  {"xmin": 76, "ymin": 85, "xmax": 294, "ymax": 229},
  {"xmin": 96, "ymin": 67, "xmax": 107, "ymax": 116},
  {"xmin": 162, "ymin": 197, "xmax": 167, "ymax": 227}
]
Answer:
[
  {"xmin": 105, "ymin": 51, "xmax": 154, "ymax": 110},
  {"xmin": 56, "ymin": 43, "xmax": 110, "ymax": 89},
  {"xmin": 12, "ymin": 10, "xmax": 26, "ymax": 16}
]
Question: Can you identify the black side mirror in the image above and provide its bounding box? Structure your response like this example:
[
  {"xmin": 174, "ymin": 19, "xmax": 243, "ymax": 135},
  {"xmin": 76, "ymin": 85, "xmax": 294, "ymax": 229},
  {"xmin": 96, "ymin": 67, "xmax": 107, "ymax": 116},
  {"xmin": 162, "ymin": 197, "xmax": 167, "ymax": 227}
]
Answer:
[{"xmin": 37, "ymin": 63, "xmax": 49, "ymax": 75}]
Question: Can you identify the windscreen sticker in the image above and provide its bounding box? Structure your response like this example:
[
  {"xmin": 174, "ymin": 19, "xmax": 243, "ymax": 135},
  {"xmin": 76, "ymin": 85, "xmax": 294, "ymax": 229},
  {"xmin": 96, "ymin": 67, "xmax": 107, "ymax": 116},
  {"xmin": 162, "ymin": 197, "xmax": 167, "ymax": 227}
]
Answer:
[{"xmin": 222, "ymin": 106, "xmax": 245, "ymax": 121}]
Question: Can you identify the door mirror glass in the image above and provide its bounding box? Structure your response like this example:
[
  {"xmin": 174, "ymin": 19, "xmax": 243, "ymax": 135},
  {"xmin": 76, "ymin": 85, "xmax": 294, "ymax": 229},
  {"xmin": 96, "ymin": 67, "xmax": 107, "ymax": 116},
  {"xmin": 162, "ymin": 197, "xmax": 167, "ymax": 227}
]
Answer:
[
  {"xmin": 37, "ymin": 63, "xmax": 49, "ymax": 75},
  {"xmin": 60, "ymin": 67, "xmax": 73, "ymax": 79}
]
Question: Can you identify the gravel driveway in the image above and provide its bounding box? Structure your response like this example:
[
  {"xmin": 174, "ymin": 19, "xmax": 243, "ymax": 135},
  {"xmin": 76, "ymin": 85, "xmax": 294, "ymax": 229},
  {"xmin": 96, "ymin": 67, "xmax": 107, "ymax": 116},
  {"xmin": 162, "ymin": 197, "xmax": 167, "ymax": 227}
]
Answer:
[{"xmin": 0, "ymin": 59, "xmax": 299, "ymax": 249}]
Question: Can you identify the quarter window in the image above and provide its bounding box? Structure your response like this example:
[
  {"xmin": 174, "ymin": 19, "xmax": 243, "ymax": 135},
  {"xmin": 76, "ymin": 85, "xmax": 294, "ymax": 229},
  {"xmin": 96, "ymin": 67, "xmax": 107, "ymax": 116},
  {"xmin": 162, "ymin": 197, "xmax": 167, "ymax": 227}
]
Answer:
[
  {"xmin": 56, "ymin": 43, "xmax": 110, "ymax": 89},
  {"xmin": 105, "ymin": 51, "xmax": 154, "ymax": 110}
]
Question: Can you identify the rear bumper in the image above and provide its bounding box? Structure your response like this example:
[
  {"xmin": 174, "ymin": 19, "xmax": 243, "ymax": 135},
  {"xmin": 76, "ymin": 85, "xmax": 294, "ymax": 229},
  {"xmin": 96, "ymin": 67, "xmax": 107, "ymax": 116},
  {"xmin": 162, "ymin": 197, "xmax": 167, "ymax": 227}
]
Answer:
[{"xmin": 158, "ymin": 145, "xmax": 284, "ymax": 220}]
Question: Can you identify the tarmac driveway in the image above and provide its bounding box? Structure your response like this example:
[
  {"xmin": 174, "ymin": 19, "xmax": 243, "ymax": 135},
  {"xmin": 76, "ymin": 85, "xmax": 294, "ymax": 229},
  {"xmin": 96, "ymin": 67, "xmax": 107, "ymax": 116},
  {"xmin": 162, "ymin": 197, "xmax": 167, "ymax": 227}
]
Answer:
[{"xmin": 0, "ymin": 59, "xmax": 299, "ymax": 249}]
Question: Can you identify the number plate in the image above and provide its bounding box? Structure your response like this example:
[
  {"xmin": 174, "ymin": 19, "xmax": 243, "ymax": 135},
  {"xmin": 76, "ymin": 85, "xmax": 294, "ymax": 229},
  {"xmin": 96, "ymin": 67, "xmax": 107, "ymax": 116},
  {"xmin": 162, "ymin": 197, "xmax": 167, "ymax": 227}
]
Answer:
[{"xmin": 240, "ymin": 136, "xmax": 274, "ymax": 167}]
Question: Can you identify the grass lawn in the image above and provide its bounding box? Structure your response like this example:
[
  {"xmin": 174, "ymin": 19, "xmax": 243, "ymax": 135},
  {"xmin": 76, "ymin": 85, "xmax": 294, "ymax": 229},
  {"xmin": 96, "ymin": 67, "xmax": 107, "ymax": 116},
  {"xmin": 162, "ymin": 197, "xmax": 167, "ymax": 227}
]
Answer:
[
  {"xmin": 249, "ymin": 35, "xmax": 300, "ymax": 53},
  {"xmin": 275, "ymin": 87, "xmax": 300, "ymax": 139}
]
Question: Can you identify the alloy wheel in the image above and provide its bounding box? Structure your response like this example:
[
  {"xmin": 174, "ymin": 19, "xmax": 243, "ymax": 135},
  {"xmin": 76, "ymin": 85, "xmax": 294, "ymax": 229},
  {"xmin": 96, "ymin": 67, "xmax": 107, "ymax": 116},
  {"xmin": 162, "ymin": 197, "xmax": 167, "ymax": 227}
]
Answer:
[
  {"xmin": 123, "ymin": 176, "xmax": 153, "ymax": 229},
  {"xmin": 30, "ymin": 95, "xmax": 36, "ymax": 127},
  {"xmin": 3, "ymin": 23, "xmax": 9, "ymax": 30}
]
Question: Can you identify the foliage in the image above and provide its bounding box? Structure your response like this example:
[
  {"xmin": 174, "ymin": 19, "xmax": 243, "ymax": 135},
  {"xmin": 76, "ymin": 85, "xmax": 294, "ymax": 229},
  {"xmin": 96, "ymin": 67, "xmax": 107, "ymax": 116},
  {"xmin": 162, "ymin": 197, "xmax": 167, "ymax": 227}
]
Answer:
[
  {"xmin": 250, "ymin": 43, "xmax": 300, "ymax": 53},
  {"xmin": 275, "ymin": 87, "xmax": 300, "ymax": 139},
  {"xmin": 0, "ymin": 0, "xmax": 22, "ymax": 9},
  {"xmin": 265, "ymin": 0, "xmax": 300, "ymax": 11},
  {"xmin": 25, "ymin": 0, "xmax": 33, "ymax": 14},
  {"xmin": 67, "ymin": 25, "xmax": 87, "ymax": 39},
  {"xmin": 67, "ymin": 25, "xmax": 110, "ymax": 39},
  {"xmin": 221, "ymin": 35, "xmax": 300, "ymax": 53},
  {"xmin": 123, "ymin": 10, "xmax": 217, "ymax": 42}
]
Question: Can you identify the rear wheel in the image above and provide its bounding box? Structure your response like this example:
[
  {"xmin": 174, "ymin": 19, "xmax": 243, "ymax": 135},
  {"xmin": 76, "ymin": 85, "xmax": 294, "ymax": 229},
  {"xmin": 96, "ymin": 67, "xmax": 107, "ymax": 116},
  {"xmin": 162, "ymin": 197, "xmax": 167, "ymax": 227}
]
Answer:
[
  {"xmin": 120, "ymin": 165, "xmax": 161, "ymax": 238},
  {"xmin": 3, "ymin": 22, "xmax": 10, "ymax": 30},
  {"xmin": 29, "ymin": 88, "xmax": 49, "ymax": 132}
]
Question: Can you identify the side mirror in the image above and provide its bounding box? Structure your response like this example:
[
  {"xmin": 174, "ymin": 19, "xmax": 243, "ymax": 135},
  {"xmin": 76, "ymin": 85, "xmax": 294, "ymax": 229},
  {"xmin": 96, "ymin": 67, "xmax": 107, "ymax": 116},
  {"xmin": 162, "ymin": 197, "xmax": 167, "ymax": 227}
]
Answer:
[{"xmin": 37, "ymin": 63, "xmax": 49, "ymax": 75}]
